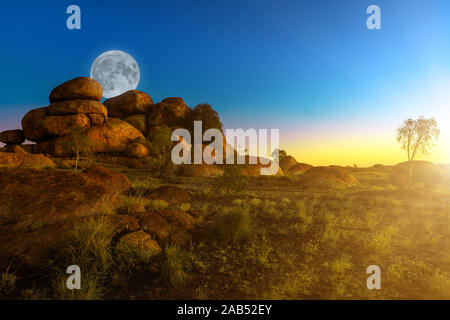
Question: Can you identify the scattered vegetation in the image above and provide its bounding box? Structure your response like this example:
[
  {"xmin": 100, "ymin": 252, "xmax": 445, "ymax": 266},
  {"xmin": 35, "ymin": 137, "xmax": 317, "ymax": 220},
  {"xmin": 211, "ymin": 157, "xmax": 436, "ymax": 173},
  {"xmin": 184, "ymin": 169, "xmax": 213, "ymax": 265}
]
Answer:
[
  {"xmin": 4, "ymin": 164, "xmax": 450, "ymax": 300},
  {"xmin": 159, "ymin": 245, "xmax": 192, "ymax": 288},
  {"xmin": 0, "ymin": 272, "xmax": 17, "ymax": 296},
  {"xmin": 211, "ymin": 165, "xmax": 249, "ymax": 195},
  {"xmin": 215, "ymin": 206, "xmax": 251, "ymax": 244},
  {"xmin": 147, "ymin": 125, "xmax": 173, "ymax": 175},
  {"xmin": 146, "ymin": 199, "xmax": 169, "ymax": 211},
  {"xmin": 67, "ymin": 127, "xmax": 94, "ymax": 172}
]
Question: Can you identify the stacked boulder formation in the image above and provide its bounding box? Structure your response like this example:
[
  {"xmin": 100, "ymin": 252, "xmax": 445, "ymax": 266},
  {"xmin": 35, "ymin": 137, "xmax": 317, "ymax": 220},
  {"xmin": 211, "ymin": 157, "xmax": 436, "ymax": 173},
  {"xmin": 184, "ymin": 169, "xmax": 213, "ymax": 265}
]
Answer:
[
  {"xmin": 19, "ymin": 77, "xmax": 149, "ymax": 158},
  {"xmin": 104, "ymin": 92, "xmax": 190, "ymax": 136},
  {"xmin": 0, "ymin": 76, "xmax": 251, "ymax": 176},
  {"xmin": 147, "ymin": 97, "xmax": 190, "ymax": 130},
  {"xmin": 104, "ymin": 90, "xmax": 153, "ymax": 135}
]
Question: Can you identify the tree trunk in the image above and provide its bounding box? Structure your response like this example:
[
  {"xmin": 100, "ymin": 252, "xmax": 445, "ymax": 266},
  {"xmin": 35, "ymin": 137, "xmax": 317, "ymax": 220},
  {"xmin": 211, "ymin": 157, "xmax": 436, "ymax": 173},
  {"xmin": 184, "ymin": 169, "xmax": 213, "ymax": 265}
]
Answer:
[
  {"xmin": 75, "ymin": 149, "xmax": 79, "ymax": 172},
  {"xmin": 408, "ymin": 160, "xmax": 413, "ymax": 187}
]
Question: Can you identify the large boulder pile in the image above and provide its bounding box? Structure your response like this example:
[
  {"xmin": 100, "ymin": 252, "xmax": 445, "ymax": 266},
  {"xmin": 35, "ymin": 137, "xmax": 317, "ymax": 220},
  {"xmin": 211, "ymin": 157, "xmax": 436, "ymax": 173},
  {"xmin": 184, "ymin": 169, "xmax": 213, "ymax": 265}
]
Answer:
[
  {"xmin": 103, "ymin": 91, "xmax": 190, "ymax": 137},
  {"xmin": 34, "ymin": 118, "xmax": 147, "ymax": 158},
  {"xmin": 18, "ymin": 77, "xmax": 149, "ymax": 158},
  {"xmin": 104, "ymin": 90, "xmax": 153, "ymax": 135},
  {"xmin": 22, "ymin": 78, "xmax": 105, "ymax": 142},
  {"xmin": 4, "ymin": 76, "xmax": 272, "ymax": 175},
  {"xmin": 147, "ymin": 97, "xmax": 190, "ymax": 129}
]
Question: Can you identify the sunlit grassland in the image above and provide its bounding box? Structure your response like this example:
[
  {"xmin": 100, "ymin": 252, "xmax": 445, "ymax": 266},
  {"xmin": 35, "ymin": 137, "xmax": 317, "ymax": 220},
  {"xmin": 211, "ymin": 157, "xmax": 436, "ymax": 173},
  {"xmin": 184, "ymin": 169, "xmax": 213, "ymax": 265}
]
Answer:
[{"xmin": 130, "ymin": 168, "xmax": 450, "ymax": 300}]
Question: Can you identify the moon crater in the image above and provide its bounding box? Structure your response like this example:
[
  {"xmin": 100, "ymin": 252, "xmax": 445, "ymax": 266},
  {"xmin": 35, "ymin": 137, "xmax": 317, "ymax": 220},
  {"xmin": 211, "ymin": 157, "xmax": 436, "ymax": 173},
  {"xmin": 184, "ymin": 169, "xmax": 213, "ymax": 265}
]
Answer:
[{"xmin": 90, "ymin": 50, "xmax": 140, "ymax": 98}]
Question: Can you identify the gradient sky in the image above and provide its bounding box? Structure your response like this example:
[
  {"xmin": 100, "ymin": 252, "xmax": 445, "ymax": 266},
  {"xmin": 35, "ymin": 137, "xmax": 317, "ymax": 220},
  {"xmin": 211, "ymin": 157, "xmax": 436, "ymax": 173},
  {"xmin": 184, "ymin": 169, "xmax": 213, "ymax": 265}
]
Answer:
[{"xmin": 1, "ymin": 0, "xmax": 450, "ymax": 166}]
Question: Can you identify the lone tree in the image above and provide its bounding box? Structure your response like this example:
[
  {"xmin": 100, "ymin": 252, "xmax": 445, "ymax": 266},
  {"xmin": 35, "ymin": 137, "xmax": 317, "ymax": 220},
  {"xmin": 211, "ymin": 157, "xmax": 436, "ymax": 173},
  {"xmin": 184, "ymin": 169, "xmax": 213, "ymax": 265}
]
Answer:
[
  {"xmin": 396, "ymin": 116, "xmax": 440, "ymax": 185},
  {"xmin": 68, "ymin": 127, "xmax": 94, "ymax": 172}
]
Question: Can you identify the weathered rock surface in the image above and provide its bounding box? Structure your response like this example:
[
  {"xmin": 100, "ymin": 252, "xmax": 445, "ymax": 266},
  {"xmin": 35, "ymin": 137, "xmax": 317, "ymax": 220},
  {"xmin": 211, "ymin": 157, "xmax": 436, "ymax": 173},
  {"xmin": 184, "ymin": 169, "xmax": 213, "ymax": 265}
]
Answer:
[
  {"xmin": 36, "ymin": 118, "xmax": 145, "ymax": 156},
  {"xmin": 0, "ymin": 146, "xmax": 56, "ymax": 169},
  {"xmin": 147, "ymin": 100, "xmax": 190, "ymax": 128},
  {"xmin": 125, "ymin": 142, "xmax": 148, "ymax": 158},
  {"xmin": 83, "ymin": 165, "xmax": 132, "ymax": 195},
  {"xmin": 49, "ymin": 77, "xmax": 103, "ymax": 102},
  {"xmin": 146, "ymin": 185, "xmax": 192, "ymax": 204},
  {"xmin": 1, "ymin": 145, "xmax": 28, "ymax": 153},
  {"xmin": 139, "ymin": 210, "xmax": 195, "ymax": 246},
  {"xmin": 87, "ymin": 119, "xmax": 145, "ymax": 153},
  {"xmin": 0, "ymin": 166, "xmax": 131, "ymax": 267},
  {"xmin": 0, "ymin": 129, "xmax": 25, "ymax": 145},
  {"xmin": 123, "ymin": 114, "xmax": 147, "ymax": 135},
  {"xmin": 104, "ymin": 90, "xmax": 153, "ymax": 118},
  {"xmin": 87, "ymin": 114, "xmax": 106, "ymax": 126},
  {"xmin": 48, "ymin": 100, "xmax": 107, "ymax": 118},
  {"xmin": 21, "ymin": 107, "xmax": 50, "ymax": 142},
  {"xmin": 41, "ymin": 114, "xmax": 91, "ymax": 137},
  {"xmin": 117, "ymin": 230, "xmax": 162, "ymax": 255},
  {"xmin": 161, "ymin": 97, "xmax": 187, "ymax": 106}
]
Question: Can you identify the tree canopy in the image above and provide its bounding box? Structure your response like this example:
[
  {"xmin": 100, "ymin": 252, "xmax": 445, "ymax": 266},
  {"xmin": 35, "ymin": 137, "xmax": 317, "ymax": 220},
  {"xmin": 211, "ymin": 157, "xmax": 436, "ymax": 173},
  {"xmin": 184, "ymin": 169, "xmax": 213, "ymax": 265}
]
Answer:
[
  {"xmin": 396, "ymin": 116, "xmax": 440, "ymax": 161},
  {"xmin": 184, "ymin": 103, "xmax": 223, "ymax": 134}
]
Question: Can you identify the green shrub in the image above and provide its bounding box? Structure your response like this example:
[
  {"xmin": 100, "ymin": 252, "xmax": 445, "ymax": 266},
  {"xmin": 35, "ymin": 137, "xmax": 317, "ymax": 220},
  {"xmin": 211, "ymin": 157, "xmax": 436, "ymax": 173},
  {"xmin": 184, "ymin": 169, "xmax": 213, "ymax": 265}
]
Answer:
[
  {"xmin": 211, "ymin": 165, "xmax": 248, "ymax": 195},
  {"xmin": 159, "ymin": 245, "xmax": 192, "ymax": 288},
  {"xmin": 178, "ymin": 202, "xmax": 191, "ymax": 212},
  {"xmin": 20, "ymin": 288, "xmax": 48, "ymax": 300},
  {"xmin": 232, "ymin": 199, "xmax": 244, "ymax": 206},
  {"xmin": 132, "ymin": 177, "xmax": 161, "ymax": 191},
  {"xmin": 49, "ymin": 217, "xmax": 115, "ymax": 299},
  {"xmin": 146, "ymin": 199, "xmax": 169, "ymax": 211},
  {"xmin": 216, "ymin": 207, "xmax": 251, "ymax": 244},
  {"xmin": 260, "ymin": 200, "xmax": 279, "ymax": 218},
  {"xmin": 114, "ymin": 241, "xmax": 157, "ymax": 273},
  {"xmin": 247, "ymin": 236, "xmax": 272, "ymax": 268},
  {"xmin": 53, "ymin": 272, "xmax": 103, "ymax": 300},
  {"xmin": 0, "ymin": 272, "xmax": 16, "ymax": 295},
  {"xmin": 249, "ymin": 198, "xmax": 261, "ymax": 207}
]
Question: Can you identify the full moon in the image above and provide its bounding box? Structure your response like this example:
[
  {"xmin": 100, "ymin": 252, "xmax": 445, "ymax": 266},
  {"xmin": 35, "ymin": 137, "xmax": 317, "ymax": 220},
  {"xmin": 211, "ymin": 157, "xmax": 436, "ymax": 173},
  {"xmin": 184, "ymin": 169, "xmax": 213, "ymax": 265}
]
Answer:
[{"xmin": 90, "ymin": 50, "xmax": 140, "ymax": 99}]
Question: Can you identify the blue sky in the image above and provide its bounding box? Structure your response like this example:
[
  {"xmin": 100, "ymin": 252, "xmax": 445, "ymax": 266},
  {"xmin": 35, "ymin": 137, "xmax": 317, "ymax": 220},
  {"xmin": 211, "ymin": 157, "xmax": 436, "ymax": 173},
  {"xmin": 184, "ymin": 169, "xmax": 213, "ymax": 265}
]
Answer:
[{"xmin": 1, "ymin": 0, "xmax": 450, "ymax": 165}]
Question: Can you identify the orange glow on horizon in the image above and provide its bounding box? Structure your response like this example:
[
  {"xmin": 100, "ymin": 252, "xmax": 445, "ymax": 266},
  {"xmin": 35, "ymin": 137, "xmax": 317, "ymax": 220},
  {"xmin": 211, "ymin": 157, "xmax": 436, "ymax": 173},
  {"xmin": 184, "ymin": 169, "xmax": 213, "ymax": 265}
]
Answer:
[{"xmin": 282, "ymin": 134, "xmax": 450, "ymax": 167}]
